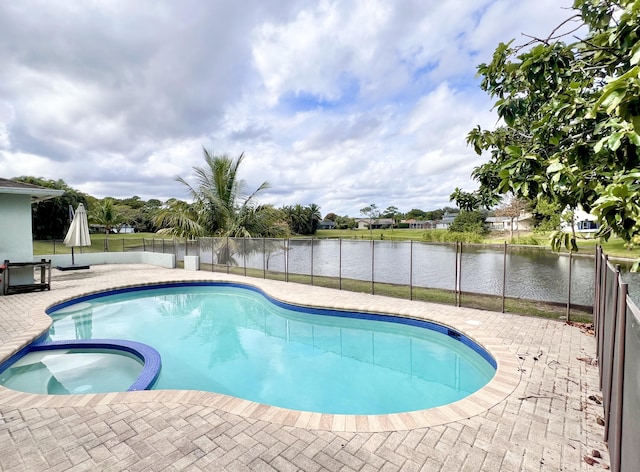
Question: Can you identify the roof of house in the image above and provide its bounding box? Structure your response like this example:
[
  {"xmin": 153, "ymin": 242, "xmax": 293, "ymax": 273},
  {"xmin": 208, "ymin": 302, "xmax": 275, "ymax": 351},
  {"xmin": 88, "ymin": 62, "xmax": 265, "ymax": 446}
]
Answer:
[
  {"xmin": 354, "ymin": 217, "xmax": 395, "ymax": 225},
  {"xmin": 0, "ymin": 178, "xmax": 65, "ymax": 202}
]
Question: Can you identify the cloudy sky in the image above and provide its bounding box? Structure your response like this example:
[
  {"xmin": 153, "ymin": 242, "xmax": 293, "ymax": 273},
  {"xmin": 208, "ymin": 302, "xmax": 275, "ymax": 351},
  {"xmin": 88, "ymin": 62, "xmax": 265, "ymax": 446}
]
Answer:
[{"xmin": 0, "ymin": 0, "xmax": 576, "ymax": 217}]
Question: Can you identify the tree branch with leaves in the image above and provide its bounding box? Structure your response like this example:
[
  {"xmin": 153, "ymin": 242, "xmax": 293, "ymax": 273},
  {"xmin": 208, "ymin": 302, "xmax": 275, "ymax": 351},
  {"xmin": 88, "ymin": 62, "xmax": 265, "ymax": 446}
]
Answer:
[{"xmin": 461, "ymin": 0, "xmax": 640, "ymax": 268}]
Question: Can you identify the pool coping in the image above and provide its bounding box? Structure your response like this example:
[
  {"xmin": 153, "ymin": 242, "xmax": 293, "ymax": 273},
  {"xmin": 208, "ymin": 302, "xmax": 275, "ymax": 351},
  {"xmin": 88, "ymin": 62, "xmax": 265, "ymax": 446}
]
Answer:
[{"xmin": 0, "ymin": 277, "xmax": 521, "ymax": 432}]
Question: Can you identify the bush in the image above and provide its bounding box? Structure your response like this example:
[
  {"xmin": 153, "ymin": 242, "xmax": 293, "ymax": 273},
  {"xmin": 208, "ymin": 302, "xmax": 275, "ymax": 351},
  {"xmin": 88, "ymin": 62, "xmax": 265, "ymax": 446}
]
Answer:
[
  {"xmin": 422, "ymin": 230, "xmax": 484, "ymax": 243},
  {"xmin": 510, "ymin": 236, "xmax": 541, "ymax": 245},
  {"xmin": 449, "ymin": 210, "xmax": 488, "ymax": 235}
]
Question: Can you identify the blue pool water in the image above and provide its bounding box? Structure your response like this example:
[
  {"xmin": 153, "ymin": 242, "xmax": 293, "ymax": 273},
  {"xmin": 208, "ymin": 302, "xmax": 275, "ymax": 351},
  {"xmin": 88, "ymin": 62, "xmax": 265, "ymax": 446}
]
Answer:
[
  {"xmin": 46, "ymin": 283, "xmax": 495, "ymax": 415},
  {"xmin": 0, "ymin": 349, "xmax": 144, "ymax": 395}
]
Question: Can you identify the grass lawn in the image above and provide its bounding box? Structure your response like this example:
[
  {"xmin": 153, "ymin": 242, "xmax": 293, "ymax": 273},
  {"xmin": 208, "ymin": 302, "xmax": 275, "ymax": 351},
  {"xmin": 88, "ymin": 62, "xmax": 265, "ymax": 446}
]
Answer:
[
  {"xmin": 314, "ymin": 228, "xmax": 428, "ymax": 240},
  {"xmin": 315, "ymin": 228, "xmax": 640, "ymax": 260},
  {"xmin": 198, "ymin": 262, "xmax": 592, "ymax": 321}
]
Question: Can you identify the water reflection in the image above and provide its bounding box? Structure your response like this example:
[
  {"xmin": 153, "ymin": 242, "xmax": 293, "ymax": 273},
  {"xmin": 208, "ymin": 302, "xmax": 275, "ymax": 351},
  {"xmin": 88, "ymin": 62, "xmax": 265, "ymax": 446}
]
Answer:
[
  {"xmin": 48, "ymin": 286, "xmax": 495, "ymax": 414},
  {"xmin": 171, "ymin": 238, "xmax": 640, "ymax": 306}
]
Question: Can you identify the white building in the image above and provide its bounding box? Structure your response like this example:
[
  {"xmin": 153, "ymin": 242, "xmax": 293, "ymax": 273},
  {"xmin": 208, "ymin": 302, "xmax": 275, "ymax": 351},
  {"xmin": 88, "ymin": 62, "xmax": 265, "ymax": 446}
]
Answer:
[
  {"xmin": 561, "ymin": 207, "xmax": 600, "ymax": 235},
  {"xmin": 0, "ymin": 178, "xmax": 64, "ymax": 290}
]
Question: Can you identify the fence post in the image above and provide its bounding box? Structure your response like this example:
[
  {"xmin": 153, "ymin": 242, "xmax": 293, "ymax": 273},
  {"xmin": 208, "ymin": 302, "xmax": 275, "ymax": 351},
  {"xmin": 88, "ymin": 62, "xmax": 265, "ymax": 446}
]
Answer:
[
  {"xmin": 310, "ymin": 238, "xmax": 314, "ymax": 286},
  {"xmin": 597, "ymin": 254, "xmax": 609, "ymax": 363},
  {"xmin": 604, "ymin": 265, "xmax": 622, "ymax": 437},
  {"xmin": 339, "ymin": 238, "xmax": 342, "ymax": 290},
  {"xmin": 211, "ymin": 238, "xmax": 215, "ymax": 272},
  {"xmin": 285, "ymin": 238, "xmax": 289, "ymax": 282},
  {"xmin": 566, "ymin": 252, "xmax": 573, "ymax": 322},
  {"xmin": 263, "ymin": 238, "xmax": 266, "ymax": 279},
  {"xmin": 143, "ymin": 238, "xmax": 146, "ymax": 252},
  {"xmin": 502, "ymin": 241, "xmax": 507, "ymax": 313},
  {"xmin": 371, "ymin": 239, "xmax": 375, "ymax": 295},
  {"xmin": 122, "ymin": 238, "xmax": 125, "ymax": 252},
  {"xmin": 243, "ymin": 237, "xmax": 247, "ymax": 276},
  {"xmin": 455, "ymin": 242, "xmax": 461, "ymax": 307},
  {"xmin": 226, "ymin": 236, "xmax": 230, "ymax": 274},
  {"xmin": 594, "ymin": 245, "xmax": 600, "ymax": 326},
  {"xmin": 610, "ymin": 282, "xmax": 628, "ymax": 472},
  {"xmin": 409, "ymin": 240, "xmax": 413, "ymax": 301}
]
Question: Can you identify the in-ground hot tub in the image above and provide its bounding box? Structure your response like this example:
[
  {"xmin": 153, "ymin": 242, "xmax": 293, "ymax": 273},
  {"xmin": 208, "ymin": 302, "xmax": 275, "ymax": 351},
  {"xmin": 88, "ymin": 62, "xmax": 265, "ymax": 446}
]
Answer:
[{"xmin": 0, "ymin": 339, "xmax": 161, "ymax": 394}]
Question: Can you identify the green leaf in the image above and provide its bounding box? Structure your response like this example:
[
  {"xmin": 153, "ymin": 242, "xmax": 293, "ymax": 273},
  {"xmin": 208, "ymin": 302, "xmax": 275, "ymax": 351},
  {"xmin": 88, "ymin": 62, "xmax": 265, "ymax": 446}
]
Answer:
[
  {"xmin": 590, "ymin": 66, "xmax": 640, "ymax": 115},
  {"xmin": 505, "ymin": 145, "xmax": 522, "ymax": 157},
  {"xmin": 612, "ymin": 185, "xmax": 629, "ymax": 198},
  {"xmin": 631, "ymin": 42, "xmax": 640, "ymax": 66},
  {"xmin": 632, "ymin": 115, "xmax": 640, "ymax": 134},
  {"xmin": 608, "ymin": 132, "xmax": 624, "ymax": 151},
  {"xmin": 602, "ymin": 89, "xmax": 627, "ymax": 115},
  {"xmin": 546, "ymin": 161, "xmax": 565, "ymax": 173}
]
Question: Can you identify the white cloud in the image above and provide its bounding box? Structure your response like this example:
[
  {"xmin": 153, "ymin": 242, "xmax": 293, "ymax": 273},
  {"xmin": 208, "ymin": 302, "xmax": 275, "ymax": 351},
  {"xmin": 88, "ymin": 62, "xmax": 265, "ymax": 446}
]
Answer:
[{"xmin": 0, "ymin": 0, "xmax": 576, "ymax": 216}]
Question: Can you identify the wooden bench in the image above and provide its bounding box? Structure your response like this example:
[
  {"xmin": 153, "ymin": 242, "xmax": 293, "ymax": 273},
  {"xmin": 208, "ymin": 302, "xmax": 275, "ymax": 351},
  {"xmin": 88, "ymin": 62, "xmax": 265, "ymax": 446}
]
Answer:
[{"xmin": 2, "ymin": 259, "xmax": 52, "ymax": 295}]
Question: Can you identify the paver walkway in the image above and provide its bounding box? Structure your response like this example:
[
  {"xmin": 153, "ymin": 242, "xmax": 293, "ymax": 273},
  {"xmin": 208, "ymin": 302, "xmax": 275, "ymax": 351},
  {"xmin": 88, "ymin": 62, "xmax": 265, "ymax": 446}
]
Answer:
[{"xmin": 0, "ymin": 264, "xmax": 609, "ymax": 471}]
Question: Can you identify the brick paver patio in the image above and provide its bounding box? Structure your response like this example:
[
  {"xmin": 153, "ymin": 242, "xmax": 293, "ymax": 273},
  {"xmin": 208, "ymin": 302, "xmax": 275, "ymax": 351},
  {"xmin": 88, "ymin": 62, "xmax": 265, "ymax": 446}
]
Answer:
[{"xmin": 0, "ymin": 264, "xmax": 609, "ymax": 471}]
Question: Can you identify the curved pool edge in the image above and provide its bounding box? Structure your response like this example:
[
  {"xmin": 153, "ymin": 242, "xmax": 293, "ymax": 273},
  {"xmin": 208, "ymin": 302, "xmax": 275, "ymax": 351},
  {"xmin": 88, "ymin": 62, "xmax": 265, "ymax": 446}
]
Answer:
[{"xmin": 0, "ymin": 276, "xmax": 522, "ymax": 432}]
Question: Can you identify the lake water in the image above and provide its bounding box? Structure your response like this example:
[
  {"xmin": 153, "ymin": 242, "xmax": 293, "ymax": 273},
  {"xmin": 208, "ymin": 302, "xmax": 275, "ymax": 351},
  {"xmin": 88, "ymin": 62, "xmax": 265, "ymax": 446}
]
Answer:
[{"xmin": 179, "ymin": 238, "xmax": 640, "ymax": 307}]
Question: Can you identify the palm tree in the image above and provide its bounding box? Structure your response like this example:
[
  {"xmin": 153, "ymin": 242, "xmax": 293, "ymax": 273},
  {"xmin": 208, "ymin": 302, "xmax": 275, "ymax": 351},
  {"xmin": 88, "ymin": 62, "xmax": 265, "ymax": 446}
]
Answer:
[
  {"xmin": 154, "ymin": 199, "xmax": 204, "ymax": 238},
  {"xmin": 282, "ymin": 203, "xmax": 322, "ymax": 235},
  {"xmin": 90, "ymin": 198, "xmax": 125, "ymax": 250},
  {"xmin": 308, "ymin": 203, "xmax": 322, "ymax": 234},
  {"xmin": 158, "ymin": 149, "xmax": 287, "ymax": 261}
]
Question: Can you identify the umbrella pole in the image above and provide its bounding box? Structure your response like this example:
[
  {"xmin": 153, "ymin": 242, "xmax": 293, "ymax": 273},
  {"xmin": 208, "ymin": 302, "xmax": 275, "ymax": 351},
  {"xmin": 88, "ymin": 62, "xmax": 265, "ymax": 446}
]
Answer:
[{"xmin": 71, "ymin": 247, "xmax": 75, "ymax": 266}]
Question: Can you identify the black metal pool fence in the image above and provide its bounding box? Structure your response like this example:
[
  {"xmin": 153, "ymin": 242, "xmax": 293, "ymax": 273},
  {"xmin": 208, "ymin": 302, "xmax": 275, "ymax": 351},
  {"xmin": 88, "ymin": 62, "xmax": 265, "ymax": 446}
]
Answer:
[
  {"xmin": 594, "ymin": 245, "xmax": 640, "ymax": 472},
  {"xmin": 40, "ymin": 236, "xmax": 622, "ymax": 320}
]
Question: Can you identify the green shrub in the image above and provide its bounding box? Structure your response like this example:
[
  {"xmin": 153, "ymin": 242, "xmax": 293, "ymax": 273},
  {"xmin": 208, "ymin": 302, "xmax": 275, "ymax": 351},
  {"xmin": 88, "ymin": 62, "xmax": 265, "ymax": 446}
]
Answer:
[
  {"xmin": 422, "ymin": 230, "xmax": 483, "ymax": 243},
  {"xmin": 511, "ymin": 236, "xmax": 541, "ymax": 245},
  {"xmin": 449, "ymin": 210, "xmax": 488, "ymax": 235}
]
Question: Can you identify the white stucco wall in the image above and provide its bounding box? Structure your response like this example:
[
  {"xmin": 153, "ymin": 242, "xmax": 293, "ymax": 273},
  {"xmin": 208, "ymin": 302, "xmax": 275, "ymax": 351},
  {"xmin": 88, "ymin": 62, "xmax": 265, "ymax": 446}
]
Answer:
[
  {"xmin": 40, "ymin": 252, "xmax": 176, "ymax": 269},
  {"xmin": 0, "ymin": 193, "xmax": 34, "ymax": 262},
  {"xmin": 0, "ymin": 194, "xmax": 36, "ymax": 287}
]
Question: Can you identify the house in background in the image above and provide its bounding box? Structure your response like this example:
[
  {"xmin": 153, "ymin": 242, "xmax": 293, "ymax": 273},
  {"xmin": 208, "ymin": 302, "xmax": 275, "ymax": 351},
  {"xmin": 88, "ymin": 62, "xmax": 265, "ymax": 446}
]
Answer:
[
  {"xmin": 318, "ymin": 220, "xmax": 335, "ymax": 230},
  {"xmin": 486, "ymin": 211, "xmax": 535, "ymax": 232},
  {"xmin": 402, "ymin": 219, "xmax": 436, "ymax": 229},
  {"xmin": 435, "ymin": 211, "xmax": 459, "ymax": 229},
  {"xmin": 561, "ymin": 207, "xmax": 600, "ymax": 236},
  {"xmin": 0, "ymin": 178, "xmax": 64, "ymax": 291},
  {"xmin": 355, "ymin": 218, "xmax": 394, "ymax": 230}
]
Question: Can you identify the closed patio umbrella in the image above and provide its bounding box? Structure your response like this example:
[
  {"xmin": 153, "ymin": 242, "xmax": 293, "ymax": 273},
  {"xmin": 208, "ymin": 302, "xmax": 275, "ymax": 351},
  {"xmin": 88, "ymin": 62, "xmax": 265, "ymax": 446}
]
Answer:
[{"xmin": 63, "ymin": 203, "xmax": 91, "ymax": 266}]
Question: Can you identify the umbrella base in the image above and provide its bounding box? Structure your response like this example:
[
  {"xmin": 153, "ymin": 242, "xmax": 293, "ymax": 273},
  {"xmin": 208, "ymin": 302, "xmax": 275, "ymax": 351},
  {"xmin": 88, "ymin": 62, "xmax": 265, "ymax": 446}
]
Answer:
[{"xmin": 56, "ymin": 265, "xmax": 91, "ymax": 271}]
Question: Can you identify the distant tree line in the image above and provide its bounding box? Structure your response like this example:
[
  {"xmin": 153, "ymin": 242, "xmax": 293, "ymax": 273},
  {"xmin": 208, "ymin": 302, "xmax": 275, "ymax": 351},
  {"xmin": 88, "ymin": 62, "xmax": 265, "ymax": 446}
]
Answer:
[{"xmin": 18, "ymin": 150, "xmax": 552, "ymax": 242}]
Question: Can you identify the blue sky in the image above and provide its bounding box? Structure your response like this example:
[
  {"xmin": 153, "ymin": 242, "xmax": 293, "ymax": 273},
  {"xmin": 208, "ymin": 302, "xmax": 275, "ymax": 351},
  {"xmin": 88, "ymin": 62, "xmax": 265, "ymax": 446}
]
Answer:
[{"xmin": 0, "ymin": 0, "xmax": 576, "ymax": 217}]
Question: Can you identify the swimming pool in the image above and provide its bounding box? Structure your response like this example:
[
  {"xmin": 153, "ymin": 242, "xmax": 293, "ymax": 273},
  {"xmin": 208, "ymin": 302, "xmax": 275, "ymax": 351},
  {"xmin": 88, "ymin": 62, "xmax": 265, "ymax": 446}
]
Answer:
[{"xmin": 44, "ymin": 282, "xmax": 495, "ymax": 415}]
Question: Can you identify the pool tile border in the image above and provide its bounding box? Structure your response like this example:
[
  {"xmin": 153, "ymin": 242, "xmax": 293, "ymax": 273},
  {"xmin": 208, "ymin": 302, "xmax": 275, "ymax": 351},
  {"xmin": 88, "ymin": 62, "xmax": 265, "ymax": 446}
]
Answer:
[{"xmin": 0, "ymin": 275, "xmax": 522, "ymax": 432}]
